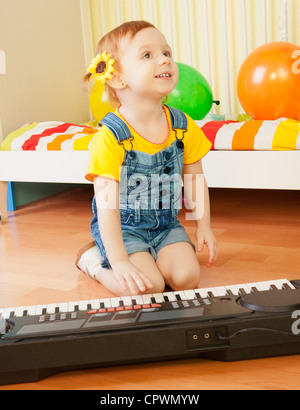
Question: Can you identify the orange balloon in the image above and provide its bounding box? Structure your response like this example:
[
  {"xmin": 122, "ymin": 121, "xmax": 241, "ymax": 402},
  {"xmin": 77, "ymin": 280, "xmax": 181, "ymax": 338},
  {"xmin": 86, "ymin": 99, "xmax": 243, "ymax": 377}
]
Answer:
[{"xmin": 237, "ymin": 42, "xmax": 300, "ymax": 120}]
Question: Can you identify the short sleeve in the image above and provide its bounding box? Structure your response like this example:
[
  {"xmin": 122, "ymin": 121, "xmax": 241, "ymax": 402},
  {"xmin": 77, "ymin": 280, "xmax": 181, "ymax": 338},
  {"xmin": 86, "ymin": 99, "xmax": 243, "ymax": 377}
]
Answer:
[
  {"xmin": 85, "ymin": 127, "xmax": 124, "ymax": 182},
  {"xmin": 183, "ymin": 115, "xmax": 212, "ymax": 165}
]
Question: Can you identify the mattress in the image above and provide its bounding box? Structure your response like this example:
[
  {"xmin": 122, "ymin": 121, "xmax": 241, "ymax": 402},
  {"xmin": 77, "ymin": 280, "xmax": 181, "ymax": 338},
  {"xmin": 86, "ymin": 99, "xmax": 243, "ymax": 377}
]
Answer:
[{"xmin": 1, "ymin": 117, "xmax": 300, "ymax": 152}]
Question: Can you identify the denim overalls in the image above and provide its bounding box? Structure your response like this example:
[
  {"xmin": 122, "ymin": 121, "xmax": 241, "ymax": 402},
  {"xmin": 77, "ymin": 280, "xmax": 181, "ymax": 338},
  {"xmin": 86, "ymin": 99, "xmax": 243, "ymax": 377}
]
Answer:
[{"xmin": 90, "ymin": 105, "xmax": 195, "ymax": 269}]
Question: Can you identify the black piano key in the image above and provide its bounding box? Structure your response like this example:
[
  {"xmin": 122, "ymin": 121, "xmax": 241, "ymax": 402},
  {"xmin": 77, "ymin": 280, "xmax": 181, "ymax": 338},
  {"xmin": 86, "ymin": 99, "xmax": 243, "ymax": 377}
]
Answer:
[
  {"xmin": 251, "ymin": 287, "xmax": 259, "ymax": 292},
  {"xmin": 270, "ymin": 284, "xmax": 278, "ymax": 291},
  {"xmin": 290, "ymin": 279, "xmax": 300, "ymax": 289},
  {"xmin": 150, "ymin": 297, "xmax": 156, "ymax": 303},
  {"xmin": 195, "ymin": 292, "xmax": 201, "ymax": 299},
  {"xmin": 119, "ymin": 300, "xmax": 124, "ymax": 307},
  {"xmin": 131, "ymin": 299, "xmax": 136, "ymax": 306},
  {"xmin": 22, "ymin": 310, "xmax": 28, "ymax": 317},
  {"xmin": 42, "ymin": 308, "xmax": 47, "ymax": 315},
  {"xmin": 164, "ymin": 295, "xmax": 169, "ymax": 302},
  {"xmin": 87, "ymin": 303, "xmax": 92, "ymax": 310},
  {"xmin": 55, "ymin": 306, "xmax": 60, "ymax": 314},
  {"xmin": 282, "ymin": 282, "xmax": 292, "ymax": 290},
  {"xmin": 175, "ymin": 294, "xmax": 182, "ymax": 301},
  {"xmin": 74, "ymin": 305, "xmax": 79, "ymax": 312},
  {"xmin": 226, "ymin": 289, "xmax": 234, "ymax": 296},
  {"xmin": 238, "ymin": 288, "xmax": 247, "ymax": 296},
  {"xmin": 207, "ymin": 291, "xmax": 214, "ymax": 298}
]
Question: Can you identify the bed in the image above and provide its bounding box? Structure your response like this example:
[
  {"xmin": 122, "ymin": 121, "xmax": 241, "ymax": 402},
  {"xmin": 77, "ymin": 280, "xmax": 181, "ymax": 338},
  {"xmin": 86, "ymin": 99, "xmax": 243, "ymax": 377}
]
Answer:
[
  {"xmin": 1, "ymin": 115, "xmax": 300, "ymax": 221},
  {"xmin": 1, "ymin": 0, "xmax": 300, "ymax": 222}
]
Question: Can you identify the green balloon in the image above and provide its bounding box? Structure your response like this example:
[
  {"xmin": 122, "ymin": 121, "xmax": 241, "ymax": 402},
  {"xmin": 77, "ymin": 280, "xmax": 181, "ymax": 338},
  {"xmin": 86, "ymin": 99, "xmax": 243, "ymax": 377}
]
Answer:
[{"xmin": 167, "ymin": 63, "xmax": 213, "ymax": 120}]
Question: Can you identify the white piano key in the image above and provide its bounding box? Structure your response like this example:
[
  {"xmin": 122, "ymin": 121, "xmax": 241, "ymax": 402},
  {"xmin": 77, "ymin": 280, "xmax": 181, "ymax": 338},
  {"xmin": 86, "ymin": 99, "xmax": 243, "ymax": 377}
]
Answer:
[
  {"xmin": 36, "ymin": 305, "xmax": 46, "ymax": 315},
  {"xmin": 266, "ymin": 280, "xmax": 279, "ymax": 290},
  {"xmin": 111, "ymin": 297, "xmax": 121, "ymax": 307},
  {"xmin": 198, "ymin": 287, "xmax": 216, "ymax": 298},
  {"xmin": 162, "ymin": 291, "xmax": 176, "ymax": 302},
  {"xmin": 25, "ymin": 305, "xmax": 36, "ymax": 316},
  {"xmin": 264, "ymin": 280, "xmax": 278, "ymax": 290},
  {"xmin": 14, "ymin": 306, "xmax": 26, "ymax": 317},
  {"xmin": 151, "ymin": 293, "xmax": 165, "ymax": 303},
  {"xmin": 100, "ymin": 298, "xmax": 111, "ymax": 308},
  {"xmin": 245, "ymin": 283, "xmax": 260, "ymax": 292},
  {"xmin": 235, "ymin": 283, "xmax": 252, "ymax": 294},
  {"xmin": 213, "ymin": 286, "xmax": 228, "ymax": 297},
  {"xmin": 255, "ymin": 281, "xmax": 273, "ymax": 291},
  {"xmin": 67, "ymin": 301, "xmax": 79, "ymax": 312},
  {"xmin": 121, "ymin": 296, "xmax": 133, "ymax": 306},
  {"xmin": 224, "ymin": 285, "xmax": 240, "ymax": 296},
  {"xmin": 0, "ymin": 309, "xmax": 4, "ymax": 319},
  {"xmin": 270, "ymin": 280, "xmax": 282, "ymax": 290},
  {"xmin": 4, "ymin": 307, "xmax": 15, "ymax": 319},
  {"xmin": 268, "ymin": 280, "xmax": 282, "ymax": 290},
  {"xmin": 57, "ymin": 302, "xmax": 68, "ymax": 313},
  {"xmin": 173, "ymin": 290, "xmax": 187, "ymax": 300},
  {"xmin": 133, "ymin": 295, "xmax": 144, "ymax": 304},
  {"xmin": 142, "ymin": 294, "xmax": 153, "ymax": 304},
  {"xmin": 78, "ymin": 300, "xmax": 90, "ymax": 311},
  {"xmin": 285, "ymin": 279, "xmax": 296, "ymax": 289},
  {"xmin": 90, "ymin": 299, "xmax": 100, "ymax": 309},
  {"xmin": 183, "ymin": 289, "xmax": 197, "ymax": 300},
  {"xmin": 46, "ymin": 304, "xmax": 58, "ymax": 314},
  {"xmin": 276, "ymin": 279, "xmax": 295, "ymax": 290},
  {"xmin": 194, "ymin": 288, "xmax": 207, "ymax": 298}
]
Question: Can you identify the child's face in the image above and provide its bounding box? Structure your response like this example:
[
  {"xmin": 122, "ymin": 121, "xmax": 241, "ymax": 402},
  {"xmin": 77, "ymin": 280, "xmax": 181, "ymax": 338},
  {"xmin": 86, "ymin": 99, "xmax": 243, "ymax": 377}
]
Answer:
[{"xmin": 119, "ymin": 28, "xmax": 179, "ymax": 101}]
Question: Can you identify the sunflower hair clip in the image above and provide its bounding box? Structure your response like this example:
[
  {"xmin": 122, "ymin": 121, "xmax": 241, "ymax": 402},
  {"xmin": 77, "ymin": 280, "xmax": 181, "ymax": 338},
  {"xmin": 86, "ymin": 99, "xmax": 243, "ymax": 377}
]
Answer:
[{"xmin": 88, "ymin": 51, "xmax": 115, "ymax": 84}]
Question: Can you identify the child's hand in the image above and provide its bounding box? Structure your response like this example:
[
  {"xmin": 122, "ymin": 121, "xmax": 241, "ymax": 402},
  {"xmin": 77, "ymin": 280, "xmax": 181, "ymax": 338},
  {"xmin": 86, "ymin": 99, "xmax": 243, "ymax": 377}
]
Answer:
[
  {"xmin": 196, "ymin": 225, "xmax": 218, "ymax": 267},
  {"xmin": 112, "ymin": 260, "xmax": 153, "ymax": 295}
]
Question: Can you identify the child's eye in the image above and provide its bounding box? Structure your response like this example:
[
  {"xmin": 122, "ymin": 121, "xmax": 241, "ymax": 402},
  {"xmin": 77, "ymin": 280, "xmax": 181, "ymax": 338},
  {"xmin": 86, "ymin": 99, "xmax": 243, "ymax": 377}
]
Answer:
[
  {"xmin": 163, "ymin": 50, "xmax": 171, "ymax": 57},
  {"xmin": 143, "ymin": 52, "xmax": 151, "ymax": 59}
]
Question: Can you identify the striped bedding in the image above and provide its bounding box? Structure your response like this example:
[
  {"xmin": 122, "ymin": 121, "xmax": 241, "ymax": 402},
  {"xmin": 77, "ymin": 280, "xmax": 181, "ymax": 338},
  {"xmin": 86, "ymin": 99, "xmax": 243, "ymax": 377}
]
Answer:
[
  {"xmin": 1, "ymin": 118, "xmax": 300, "ymax": 151},
  {"xmin": 0, "ymin": 122, "xmax": 98, "ymax": 151},
  {"xmin": 195, "ymin": 118, "xmax": 300, "ymax": 151}
]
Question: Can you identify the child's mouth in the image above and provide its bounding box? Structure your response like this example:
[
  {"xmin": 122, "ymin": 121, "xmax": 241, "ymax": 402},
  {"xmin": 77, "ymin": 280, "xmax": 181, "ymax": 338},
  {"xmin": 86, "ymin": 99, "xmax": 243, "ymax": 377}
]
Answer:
[{"xmin": 155, "ymin": 73, "xmax": 171, "ymax": 78}]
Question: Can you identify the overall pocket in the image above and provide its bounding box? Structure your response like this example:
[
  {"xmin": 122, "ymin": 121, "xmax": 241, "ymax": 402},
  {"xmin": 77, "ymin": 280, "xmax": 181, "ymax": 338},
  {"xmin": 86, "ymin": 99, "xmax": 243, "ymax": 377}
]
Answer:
[{"xmin": 120, "ymin": 206, "xmax": 141, "ymax": 227}]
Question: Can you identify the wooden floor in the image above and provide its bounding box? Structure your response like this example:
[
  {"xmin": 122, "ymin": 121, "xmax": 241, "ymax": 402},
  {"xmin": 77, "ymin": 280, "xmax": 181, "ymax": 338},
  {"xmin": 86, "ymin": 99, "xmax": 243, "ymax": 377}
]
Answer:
[{"xmin": 1, "ymin": 185, "xmax": 300, "ymax": 390}]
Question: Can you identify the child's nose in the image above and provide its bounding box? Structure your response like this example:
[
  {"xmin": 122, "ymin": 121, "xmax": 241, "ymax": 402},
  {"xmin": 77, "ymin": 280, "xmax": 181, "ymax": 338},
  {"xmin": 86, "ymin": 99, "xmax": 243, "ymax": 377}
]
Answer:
[{"xmin": 159, "ymin": 54, "xmax": 170, "ymax": 65}]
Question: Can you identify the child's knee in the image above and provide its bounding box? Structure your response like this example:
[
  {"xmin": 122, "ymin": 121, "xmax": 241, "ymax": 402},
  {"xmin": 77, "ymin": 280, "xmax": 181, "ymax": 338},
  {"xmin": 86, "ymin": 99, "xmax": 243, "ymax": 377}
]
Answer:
[
  {"xmin": 144, "ymin": 275, "xmax": 165, "ymax": 294},
  {"xmin": 169, "ymin": 265, "xmax": 201, "ymax": 290}
]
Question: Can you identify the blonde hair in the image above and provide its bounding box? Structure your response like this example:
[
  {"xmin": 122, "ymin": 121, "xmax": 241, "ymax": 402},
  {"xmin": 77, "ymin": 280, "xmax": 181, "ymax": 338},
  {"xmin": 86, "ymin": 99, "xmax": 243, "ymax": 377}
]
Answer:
[{"xmin": 83, "ymin": 20, "xmax": 156, "ymax": 107}]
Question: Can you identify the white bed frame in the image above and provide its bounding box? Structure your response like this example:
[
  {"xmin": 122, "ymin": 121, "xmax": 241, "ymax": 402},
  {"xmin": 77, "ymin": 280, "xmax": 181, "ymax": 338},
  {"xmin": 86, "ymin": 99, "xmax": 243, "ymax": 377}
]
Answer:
[
  {"xmin": 1, "ymin": 0, "xmax": 299, "ymax": 221},
  {"xmin": 1, "ymin": 146, "xmax": 300, "ymax": 220}
]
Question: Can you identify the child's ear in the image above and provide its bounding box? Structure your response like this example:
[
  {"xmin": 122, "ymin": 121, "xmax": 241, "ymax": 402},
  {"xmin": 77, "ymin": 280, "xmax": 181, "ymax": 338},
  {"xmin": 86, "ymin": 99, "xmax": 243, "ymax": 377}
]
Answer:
[{"xmin": 107, "ymin": 73, "xmax": 126, "ymax": 89}]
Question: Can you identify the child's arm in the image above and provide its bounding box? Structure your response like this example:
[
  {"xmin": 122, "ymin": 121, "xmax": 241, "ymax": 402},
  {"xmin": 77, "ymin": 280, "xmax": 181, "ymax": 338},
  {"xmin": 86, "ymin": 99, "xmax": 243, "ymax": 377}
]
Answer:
[
  {"xmin": 94, "ymin": 176, "xmax": 153, "ymax": 294},
  {"xmin": 183, "ymin": 161, "xmax": 218, "ymax": 266}
]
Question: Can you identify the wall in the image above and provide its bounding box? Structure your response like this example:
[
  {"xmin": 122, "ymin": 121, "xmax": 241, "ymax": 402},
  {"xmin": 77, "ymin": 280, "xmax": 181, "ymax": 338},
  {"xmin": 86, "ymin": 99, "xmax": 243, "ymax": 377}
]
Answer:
[
  {"xmin": 0, "ymin": 0, "xmax": 90, "ymax": 136},
  {"xmin": 0, "ymin": 0, "xmax": 90, "ymax": 206},
  {"xmin": 88, "ymin": 0, "xmax": 300, "ymax": 115}
]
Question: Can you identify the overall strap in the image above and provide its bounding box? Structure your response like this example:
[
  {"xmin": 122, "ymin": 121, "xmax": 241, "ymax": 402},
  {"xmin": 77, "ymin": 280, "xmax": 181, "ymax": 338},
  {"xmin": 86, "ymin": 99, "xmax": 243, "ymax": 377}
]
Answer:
[
  {"xmin": 164, "ymin": 105, "xmax": 188, "ymax": 130},
  {"xmin": 99, "ymin": 112, "xmax": 132, "ymax": 144},
  {"xmin": 99, "ymin": 105, "xmax": 188, "ymax": 144}
]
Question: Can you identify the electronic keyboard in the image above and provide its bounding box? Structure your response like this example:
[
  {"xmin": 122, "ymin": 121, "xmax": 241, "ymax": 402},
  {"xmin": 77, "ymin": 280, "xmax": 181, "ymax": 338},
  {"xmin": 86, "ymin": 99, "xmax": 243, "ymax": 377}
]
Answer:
[{"xmin": 1, "ymin": 278, "xmax": 300, "ymax": 385}]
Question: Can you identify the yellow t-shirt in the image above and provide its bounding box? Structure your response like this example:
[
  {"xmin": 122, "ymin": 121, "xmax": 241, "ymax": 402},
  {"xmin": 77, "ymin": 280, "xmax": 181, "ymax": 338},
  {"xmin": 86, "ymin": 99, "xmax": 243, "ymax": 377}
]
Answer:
[{"xmin": 86, "ymin": 106, "xmax": 211, "ymax": 182}]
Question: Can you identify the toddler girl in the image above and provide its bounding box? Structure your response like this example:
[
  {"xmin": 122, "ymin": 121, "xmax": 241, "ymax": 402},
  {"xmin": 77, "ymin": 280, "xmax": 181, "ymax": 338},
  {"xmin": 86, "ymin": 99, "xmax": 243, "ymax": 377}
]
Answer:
[{"xmin": 77, "ymin": 20, "xmax": 218, "ymax": 296}]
